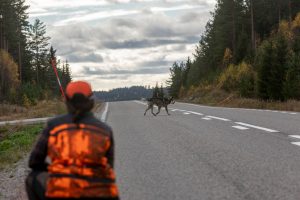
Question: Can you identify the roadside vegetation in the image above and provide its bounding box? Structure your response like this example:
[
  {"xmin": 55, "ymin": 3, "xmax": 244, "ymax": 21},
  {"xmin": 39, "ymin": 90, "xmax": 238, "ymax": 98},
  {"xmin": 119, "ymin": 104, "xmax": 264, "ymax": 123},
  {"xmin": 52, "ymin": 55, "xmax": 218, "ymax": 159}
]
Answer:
[
  {"xmin": 0, "ymin": 100, "xmax": 66, "ymax": 121},
  {"xmin": 0, "ymin": 1, "xmax": 72, "ymax": 106},
  {"xmin": 0, "ymin": 124, "xmax": 42, "ymax": 170},
  {"xmin": 167, "ymin": 1, "xmax": 300, "ymax": 111}
]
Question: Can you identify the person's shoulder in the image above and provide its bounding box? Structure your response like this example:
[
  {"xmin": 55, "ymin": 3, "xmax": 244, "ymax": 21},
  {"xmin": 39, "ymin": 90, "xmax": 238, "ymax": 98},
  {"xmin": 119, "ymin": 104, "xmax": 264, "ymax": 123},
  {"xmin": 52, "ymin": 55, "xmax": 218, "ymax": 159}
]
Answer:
[
  {"xmin": 47, "ymin": 114, "xmax": 72, "ymax": 128},
  {"xmin": 86, "ymin": 114, "xmax": 113, "ymax": 134}
]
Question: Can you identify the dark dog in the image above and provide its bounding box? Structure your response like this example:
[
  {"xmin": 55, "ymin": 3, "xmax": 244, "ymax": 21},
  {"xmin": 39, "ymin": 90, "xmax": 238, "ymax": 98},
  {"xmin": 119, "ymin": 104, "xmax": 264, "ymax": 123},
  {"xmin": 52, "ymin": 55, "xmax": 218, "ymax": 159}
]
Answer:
[{"xmin": 144, "ymin": 97, "xmax": 175, "ymax": 116}]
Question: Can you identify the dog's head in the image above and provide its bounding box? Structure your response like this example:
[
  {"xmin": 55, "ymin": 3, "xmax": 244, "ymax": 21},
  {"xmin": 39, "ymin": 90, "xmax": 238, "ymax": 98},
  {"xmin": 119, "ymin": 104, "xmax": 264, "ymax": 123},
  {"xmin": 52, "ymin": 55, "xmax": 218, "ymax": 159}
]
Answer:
[{"xmin": 169, "ymin": 97, "xmax": 175, "ymax": 104}]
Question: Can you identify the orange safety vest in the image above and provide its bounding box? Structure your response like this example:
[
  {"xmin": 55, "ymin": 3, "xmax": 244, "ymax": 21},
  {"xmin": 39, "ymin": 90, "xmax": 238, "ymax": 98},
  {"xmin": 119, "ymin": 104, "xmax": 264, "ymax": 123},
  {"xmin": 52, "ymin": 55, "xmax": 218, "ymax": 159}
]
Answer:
[{"xmin": 45, "ymin": 123, "xmax": 119, "ymax": 198}]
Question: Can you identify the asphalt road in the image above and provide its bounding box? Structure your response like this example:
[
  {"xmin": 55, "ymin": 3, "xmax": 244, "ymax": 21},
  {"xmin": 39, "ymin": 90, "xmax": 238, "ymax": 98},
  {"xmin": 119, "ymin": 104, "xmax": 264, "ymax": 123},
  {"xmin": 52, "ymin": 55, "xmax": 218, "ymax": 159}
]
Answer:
[{"xmin": 106, "ymin": 101, "xmax": 300, "ymax": 200}]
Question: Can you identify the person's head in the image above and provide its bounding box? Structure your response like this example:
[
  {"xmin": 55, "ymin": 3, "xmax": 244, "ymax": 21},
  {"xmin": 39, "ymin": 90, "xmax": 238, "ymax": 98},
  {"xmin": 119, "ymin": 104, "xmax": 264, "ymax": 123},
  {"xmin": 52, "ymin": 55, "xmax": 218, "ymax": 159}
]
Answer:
[{"xmin": 65, "ymin": 81, "xmax": 94, "ymax": 115}]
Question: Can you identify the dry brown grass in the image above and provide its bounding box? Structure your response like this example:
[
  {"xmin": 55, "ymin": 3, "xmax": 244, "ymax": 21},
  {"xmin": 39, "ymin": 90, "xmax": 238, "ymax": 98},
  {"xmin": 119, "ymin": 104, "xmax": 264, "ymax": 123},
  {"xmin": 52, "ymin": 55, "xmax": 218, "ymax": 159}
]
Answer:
[
  {"xmin": 0, "ymin": 100, "xmax": 103, "ymax": 122},
  {"xmin": 182, "ymin": 88, "xmax": 300, "ymax": 112},
  {"xmin": 0, "ymin": 100, "xmax": 66, "ymax": 121}
]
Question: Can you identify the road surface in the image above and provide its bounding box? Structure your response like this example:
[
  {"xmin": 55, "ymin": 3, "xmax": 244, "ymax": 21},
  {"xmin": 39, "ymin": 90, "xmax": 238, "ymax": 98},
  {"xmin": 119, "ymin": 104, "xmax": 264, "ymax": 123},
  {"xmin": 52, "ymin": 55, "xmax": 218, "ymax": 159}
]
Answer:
[{"xmin": 105, "ymin": 101, "xmax": 300, "ymax": 200}]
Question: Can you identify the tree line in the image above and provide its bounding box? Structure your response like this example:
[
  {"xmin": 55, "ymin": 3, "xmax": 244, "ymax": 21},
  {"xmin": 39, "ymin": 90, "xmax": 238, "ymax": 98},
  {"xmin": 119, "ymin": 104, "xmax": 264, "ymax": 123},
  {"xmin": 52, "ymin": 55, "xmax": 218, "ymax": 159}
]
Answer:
[
  {"xmin": 168, "ymin": 0, "xmax": 300, "ymax": 101},
  {"xmin": 95, "ymin": 86, "xmax": 153, "ymax": 102},
  {"xmin": 0, "ymin": 0, "xmax": 71, "ymax": 105}
]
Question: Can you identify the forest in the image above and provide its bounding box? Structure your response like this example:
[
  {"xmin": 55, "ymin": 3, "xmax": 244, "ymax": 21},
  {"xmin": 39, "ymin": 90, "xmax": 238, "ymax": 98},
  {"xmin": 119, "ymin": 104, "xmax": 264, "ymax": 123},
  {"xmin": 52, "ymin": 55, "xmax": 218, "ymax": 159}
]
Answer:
[
  {"xmin": 168, "ymin": 0, "xmax": 300, "ymax": 103},
  {"xmin": 95, "ymin": 83, "xmax": 170, "ymax": 102},
  {"xmin": 0, "ymin": 0, "xmax": 71, "ymax": 106},
  {"xmin": 95, "ymin": 86, "xmax": 154, "ymax": 102}
]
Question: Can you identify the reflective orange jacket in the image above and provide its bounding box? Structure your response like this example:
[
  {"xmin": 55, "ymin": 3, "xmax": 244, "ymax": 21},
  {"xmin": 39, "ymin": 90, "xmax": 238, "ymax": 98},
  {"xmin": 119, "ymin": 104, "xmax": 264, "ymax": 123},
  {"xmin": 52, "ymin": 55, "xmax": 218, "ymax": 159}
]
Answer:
[{"xmin": 42, "ymin": 114, "xmax": 119, "ymax": 198}]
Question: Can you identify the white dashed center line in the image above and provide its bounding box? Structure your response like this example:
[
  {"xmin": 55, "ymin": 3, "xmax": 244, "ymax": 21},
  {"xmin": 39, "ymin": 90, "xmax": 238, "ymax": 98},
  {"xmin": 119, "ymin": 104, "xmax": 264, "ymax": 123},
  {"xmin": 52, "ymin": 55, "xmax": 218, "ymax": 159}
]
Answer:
[
  {"xmin": 235, "ymin": 122, "xmax": 279, "ymax": 133},
  {"xmin": 184, "ymin": 112, "xmax": 191, "ymax": 115},
  {"xmin": 291, "ymin": 142, "xmax": 300, "ymax": 146},
  {"xmin": 289, "ymin": 135, "xmax": 300, "ymax": 139},
  {"xmin": 206, "ymin": 116, "xmax": 231, "ymax": 122},
  {"xmin": 202, "ymin": 117, "xmax": 212, "ymax": 120},
  {"xmin": 188, "ymin": 111, "xmax": 204, "ymax": 116},
  {"xmin": 232, "ymin": 126, "xmax": 249, "ymax": 130}
]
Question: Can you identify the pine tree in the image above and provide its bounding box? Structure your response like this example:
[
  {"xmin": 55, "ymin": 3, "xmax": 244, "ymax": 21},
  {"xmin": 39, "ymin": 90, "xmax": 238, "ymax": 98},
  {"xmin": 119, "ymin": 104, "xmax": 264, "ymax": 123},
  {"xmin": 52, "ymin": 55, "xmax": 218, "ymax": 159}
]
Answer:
[
  {"xmin": 65, "ymin": 60, "xmax": 72, "ymax": 86},
  {"xmin": 257, "ymin": 41, "xmax": 274, "ymax": 100},
  {"xmin": 152, "ymin": 83, "xmax": 160, "ymax": 98},
  {"xmin": 46, "ymin": 46, "xmax": 59, "ymax": 95},
  {"xmin": 284, "ymin": 53, "xmax": 300, "ymax": 99},
  {"xmin": 167, "ymin": 62, "xmax": 183, "ymax": 98},
  {"xmin": 27, "ymin": 19, "xmax": 50, "ymax": 85}
]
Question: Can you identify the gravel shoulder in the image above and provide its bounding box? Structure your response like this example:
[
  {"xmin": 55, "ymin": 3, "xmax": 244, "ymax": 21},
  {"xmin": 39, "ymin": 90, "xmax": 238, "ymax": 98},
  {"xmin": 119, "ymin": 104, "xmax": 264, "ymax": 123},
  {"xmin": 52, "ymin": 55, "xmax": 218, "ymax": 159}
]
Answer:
[{"xmin": 0, "ymin": 156, "xmax": 29, "ymax": 200}]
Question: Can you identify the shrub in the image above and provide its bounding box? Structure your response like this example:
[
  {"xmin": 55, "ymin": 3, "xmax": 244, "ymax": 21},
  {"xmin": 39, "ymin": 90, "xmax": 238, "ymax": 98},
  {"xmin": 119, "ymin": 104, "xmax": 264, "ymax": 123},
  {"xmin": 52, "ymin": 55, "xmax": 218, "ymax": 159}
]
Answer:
[
  {"xmin": 0, "ymin": 50, "xmax": 20, "ymax": 101},
  {"xmin": 218, "ymin": 62, "xmax": 255, "ymax": 97}
]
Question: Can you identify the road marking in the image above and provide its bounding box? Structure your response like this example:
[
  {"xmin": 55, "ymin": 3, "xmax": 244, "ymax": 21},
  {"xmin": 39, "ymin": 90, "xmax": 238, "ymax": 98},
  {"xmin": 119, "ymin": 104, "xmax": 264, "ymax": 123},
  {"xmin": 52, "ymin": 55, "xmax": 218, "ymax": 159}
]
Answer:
[
  {"xmin": 202, "ymin": 117, "xmax": 211, "ymax": 120},
  {"xmin": 184, "ymin": 112, "xmax": 191, "ymax": 115},
  {"xmin": 101, "ymin": 103, "xmax": 109, "ymax": 122},
  {"xmin": 187, "ymin": 111, "xmax": 204, "ymax": 116},
  {"xmin": 171, "ymin": 109, "xmax": 178, "ymax": 111},
  {"xmin": 232, "ymin": 126, "xmax": 249, "ymax": 130},
  {"xmin": 291, "ymin": 142, "xmax": 300, "ymax": 146},
  {"xmin": 206, "ymin": 115, "xmax": 231, "ymax": 122},
  {"xmin": 289, "ymin": 135, "xmax": 300, "ymax": 139},
  {"xmin": 177, "ymin": 109, "xmax": 188, "ymax": 112},
  {"xmin": 134, "ymin": 100, "xmax": 147, "ymax": 105},
  {"xmin": 176, "ymin": 102, "xmax": 298, "ymax": 115},
  {"xmin": 235, "ymin": 122, "xmax": 279, "ymax": 133}
]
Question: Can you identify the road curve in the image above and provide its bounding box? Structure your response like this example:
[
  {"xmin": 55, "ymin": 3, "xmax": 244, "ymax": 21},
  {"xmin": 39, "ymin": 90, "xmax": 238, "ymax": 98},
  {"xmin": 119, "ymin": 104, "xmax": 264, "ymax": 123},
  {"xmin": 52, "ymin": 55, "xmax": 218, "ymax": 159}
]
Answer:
[{"xmin": 107, "ymin": 101, "xmax": 300, "ymax": 200}]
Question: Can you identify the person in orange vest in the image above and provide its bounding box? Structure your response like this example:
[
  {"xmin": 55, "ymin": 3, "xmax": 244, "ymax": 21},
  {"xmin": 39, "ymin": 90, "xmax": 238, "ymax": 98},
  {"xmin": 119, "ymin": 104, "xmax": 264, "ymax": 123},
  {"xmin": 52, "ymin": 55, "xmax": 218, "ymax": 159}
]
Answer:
[{"xmin": 25, "ymin": 81, "xmax": 119, "ymax": 200}]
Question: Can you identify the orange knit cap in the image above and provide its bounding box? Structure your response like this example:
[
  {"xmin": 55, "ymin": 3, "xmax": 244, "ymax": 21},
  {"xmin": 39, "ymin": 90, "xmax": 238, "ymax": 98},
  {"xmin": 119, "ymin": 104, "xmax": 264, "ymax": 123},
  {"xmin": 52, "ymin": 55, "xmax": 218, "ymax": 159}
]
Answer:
[{"xmin": 66, "ymin": 81, "xmax": 93, "ymax": 99}]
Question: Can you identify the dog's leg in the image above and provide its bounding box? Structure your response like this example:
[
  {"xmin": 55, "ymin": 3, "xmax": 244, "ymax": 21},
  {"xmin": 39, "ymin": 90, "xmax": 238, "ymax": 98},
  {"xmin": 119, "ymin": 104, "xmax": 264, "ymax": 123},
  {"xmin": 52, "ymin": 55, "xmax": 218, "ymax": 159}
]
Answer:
[
  {"xmin": 144, "ymin": 104, "xmax": 151, "ymax": 116},
  {"xmin": 165, "ymin": 106, "xmax": 170, "ymax": 115},
  {"xmin": 144, "ymin": 107, "xmax": 149, "ymax": 116},
  {"xmin": 151, "ymin": 106, "xmax": 156, "ymax": 116},
  {"xmin": 156, "ymin": 106, "xmax": 161, "ymax": 115}
]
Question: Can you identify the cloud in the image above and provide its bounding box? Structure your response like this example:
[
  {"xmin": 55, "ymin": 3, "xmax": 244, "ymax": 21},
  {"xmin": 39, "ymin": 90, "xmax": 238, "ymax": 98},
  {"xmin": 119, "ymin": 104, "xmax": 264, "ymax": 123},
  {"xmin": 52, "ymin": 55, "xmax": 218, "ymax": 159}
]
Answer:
[
  {"xmin": 66, "ymin": 53, "xmax": 104, "ymax": 63},
  {"xmin": 83, "ymin": 66, "xmax": 169, "ymax": 75},
  {"xmin": 102, "ymin": 38, "xmax": 197, "ymax": 49},
  {"xmin": 54, "ymin": 9, "xmax": 140, "ymax": 26},
  {"xmin": 27, "ymin": 0, "xmax": 216, "ymax": 90}
]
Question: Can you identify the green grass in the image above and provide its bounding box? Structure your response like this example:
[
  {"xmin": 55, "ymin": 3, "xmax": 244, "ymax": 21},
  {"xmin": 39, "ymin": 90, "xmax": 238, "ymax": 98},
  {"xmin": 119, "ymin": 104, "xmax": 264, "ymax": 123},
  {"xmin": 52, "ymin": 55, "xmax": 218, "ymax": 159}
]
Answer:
[{"xmin": 0, "ymin": 125, "xmax": 42, "ymax": 170}]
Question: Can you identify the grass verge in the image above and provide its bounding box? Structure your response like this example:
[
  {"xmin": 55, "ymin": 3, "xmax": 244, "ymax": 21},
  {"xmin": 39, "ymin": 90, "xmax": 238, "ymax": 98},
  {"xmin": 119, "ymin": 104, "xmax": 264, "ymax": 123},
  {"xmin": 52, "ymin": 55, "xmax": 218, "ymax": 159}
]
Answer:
[
  {"xmin": 0, "ymin": 124, "xmax": 42, "ymax": 170},
  {"xmin": 181, "ymin": 89, "xmax": 300, "ymax": 112},
  {"xmin": 0, "ymin": 100, "xmax": 66, "ymax": 121}
]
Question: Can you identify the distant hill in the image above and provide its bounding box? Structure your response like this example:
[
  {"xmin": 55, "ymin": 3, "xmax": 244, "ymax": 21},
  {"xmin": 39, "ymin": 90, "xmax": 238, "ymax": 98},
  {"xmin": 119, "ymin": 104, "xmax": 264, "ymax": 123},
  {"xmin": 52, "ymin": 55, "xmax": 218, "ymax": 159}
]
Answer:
[{"xmin": 94, "ymin": 86, "xmax": 153, "ymax": 102}]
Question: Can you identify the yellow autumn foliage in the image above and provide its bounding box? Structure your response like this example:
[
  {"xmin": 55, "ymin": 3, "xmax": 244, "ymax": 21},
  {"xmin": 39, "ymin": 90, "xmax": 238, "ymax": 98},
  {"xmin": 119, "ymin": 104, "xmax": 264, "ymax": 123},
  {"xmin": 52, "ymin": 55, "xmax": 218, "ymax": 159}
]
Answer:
[
  {"xmin": 223, "ymin": 48, "xmax": 233, "ymax": 67},
  {"xmin": 278, "ymin": 20, "xmax": 293, "ymax": 41},
  {"xmin": 218, "ymin": 62, "xmax": 255, "ymax": 97},
  {"xmin": 292, "ymin": 13, "xmax": 300, "ymax": 30},
  {"xmin": 0, "ymin": 50, "xmax": 20, "ymax": 99}
]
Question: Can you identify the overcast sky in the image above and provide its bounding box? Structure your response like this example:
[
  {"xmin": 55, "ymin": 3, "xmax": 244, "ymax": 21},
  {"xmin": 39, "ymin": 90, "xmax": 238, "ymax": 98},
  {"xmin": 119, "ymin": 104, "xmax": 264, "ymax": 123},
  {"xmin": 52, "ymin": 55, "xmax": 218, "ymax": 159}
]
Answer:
[{"xmin": 27, "ymin": 0, "xmax": 216, "ymax": 91}]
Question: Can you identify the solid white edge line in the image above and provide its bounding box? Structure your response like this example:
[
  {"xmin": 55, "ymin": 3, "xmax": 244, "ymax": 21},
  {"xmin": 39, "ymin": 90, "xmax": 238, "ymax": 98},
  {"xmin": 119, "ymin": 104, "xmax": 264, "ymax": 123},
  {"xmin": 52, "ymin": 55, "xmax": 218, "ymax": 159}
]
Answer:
[
  {"xmin": 101, "ymin": 102, "xmax": 109, "ymax": 122},
  {"xmin": 232, "ymin": 125, "xmax": 249, "ymax": 130},
  {"xmin": 235, "ymin": 122, "xmax": 279, "ymax": 133},
  {"xmin": 291, "ymin": 142, "xmax": 300, "ymax": 146},
  {"xmin": 207, "ymin": 115, "xmax": 231, "ymax": 121},
  {"xmin": 289, "ymin": 135, "xmax": 300, "ymax": 139},
  {"xmin": 176, "ymin": 102, "xmax": 298, "ymax": 115},
  {"xmin": 184, "ymin": 112, "xmax": 191, "ymax": 115},
  {"xmin": 134, "ymin": 100, "xmax": 147, "ymax": 105}
]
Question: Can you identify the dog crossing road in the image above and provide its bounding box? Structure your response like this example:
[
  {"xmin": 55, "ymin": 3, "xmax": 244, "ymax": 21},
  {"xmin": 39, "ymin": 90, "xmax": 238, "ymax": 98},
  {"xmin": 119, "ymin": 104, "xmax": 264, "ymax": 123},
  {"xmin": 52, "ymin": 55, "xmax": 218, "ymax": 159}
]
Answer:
[{"xmin": 105, "ymin": 101, "xmax": 300, "ymax": 200}]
